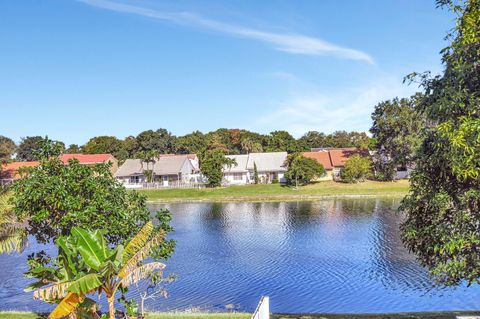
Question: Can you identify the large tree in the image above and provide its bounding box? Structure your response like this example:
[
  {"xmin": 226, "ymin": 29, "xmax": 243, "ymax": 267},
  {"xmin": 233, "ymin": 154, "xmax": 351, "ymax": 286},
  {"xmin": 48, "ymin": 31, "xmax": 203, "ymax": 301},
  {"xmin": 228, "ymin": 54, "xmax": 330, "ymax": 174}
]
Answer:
[
  {"xmin": 370, "ymin": 96, "xmax": 425, "ymax": 180},
  {"xmin": 176, "ymin": 131, "xmax": 209, "ymax": 155},
  {"xmin": 401, "ymin": 0, "xmax": 480, "ymax": 285},
  {"xmin": 11, "ymin": 138, "xmax": 155, "ymax": 245},
  {"xmin": 284, "ymin": 153, "xmax": 325, "ymax": 187},
  {"xmin": 65, "ymin": 144, "xmax": 81, "ymax": 154},
  {"xmin": 299, "ymin": 130, "xmax": 371, "ymax": 150},
  {"xmin": 82, "ymin": 135, "xmax": 127, "ymax": 161},
  {"xmin": 200, "ymin": 149, "xmax": 235, "ymax": 187},
  {"xmin": 299, "ymin": 131, "xmax": 328, "ymax": 149},
  {"xmin": 135, "ymin": 129, "xmax": 177, "ymax": 156},
  {"xmin": 266, "ymin": 130, "xmax": 304, "ymax": 153},
  {"xmin": 17, "ymin": 136, "xmax": 64, "ymax": 161},
  {"xmin": 0, "ymin": 136, "xmax": 16, "ymax": 160}
]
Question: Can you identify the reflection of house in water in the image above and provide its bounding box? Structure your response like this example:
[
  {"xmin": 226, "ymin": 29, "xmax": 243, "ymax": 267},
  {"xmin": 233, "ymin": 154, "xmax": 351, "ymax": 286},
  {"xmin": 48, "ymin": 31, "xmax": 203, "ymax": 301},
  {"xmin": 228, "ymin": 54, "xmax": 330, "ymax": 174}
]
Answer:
[{"xmin": 367, "ymin": 199, "xmax": 434, "ymax": 291}]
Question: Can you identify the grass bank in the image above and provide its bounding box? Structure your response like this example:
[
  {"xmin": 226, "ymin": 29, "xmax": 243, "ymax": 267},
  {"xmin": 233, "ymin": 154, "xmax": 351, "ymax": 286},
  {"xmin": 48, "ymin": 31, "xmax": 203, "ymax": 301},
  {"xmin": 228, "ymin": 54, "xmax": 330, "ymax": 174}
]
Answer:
[
  {"xmin": 141, "ymin": 180, "xmax": 410, "ymax": 202},
  {"xmin": 2, "ymin": 311, "xmax": 480, "ymax": 319},
  {"xmin": 0, "ymin": 312, "xmax": 250, "ymax": 319}
]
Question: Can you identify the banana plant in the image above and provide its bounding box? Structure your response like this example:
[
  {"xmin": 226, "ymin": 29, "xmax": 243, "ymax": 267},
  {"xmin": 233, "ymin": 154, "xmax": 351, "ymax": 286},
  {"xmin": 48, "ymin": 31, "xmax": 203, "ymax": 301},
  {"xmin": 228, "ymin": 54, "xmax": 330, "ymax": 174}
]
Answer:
[{"xmin": 32, "ymin": 221, "xmax": 166, "ymax": 319}]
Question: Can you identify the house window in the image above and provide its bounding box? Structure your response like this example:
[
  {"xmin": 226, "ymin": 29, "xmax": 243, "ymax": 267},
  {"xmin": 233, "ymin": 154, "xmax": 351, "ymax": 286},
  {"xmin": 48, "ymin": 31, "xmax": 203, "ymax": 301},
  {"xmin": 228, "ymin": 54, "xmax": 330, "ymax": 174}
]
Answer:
[
  {"xmin": 233, "ymin": 173, "xmax": 243, "ymax": 180},
  {"xmin": 129, "ymin": 176, "xmax": 140, "ymax": 184}
]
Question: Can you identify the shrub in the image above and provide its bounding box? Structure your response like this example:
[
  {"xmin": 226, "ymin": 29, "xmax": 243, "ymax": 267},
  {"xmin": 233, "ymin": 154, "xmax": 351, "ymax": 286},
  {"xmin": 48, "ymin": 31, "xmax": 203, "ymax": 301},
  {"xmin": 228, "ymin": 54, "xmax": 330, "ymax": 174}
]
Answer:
[{"xmin": 340, "ymin": 155, "xmax": 372, "ymax": 183}]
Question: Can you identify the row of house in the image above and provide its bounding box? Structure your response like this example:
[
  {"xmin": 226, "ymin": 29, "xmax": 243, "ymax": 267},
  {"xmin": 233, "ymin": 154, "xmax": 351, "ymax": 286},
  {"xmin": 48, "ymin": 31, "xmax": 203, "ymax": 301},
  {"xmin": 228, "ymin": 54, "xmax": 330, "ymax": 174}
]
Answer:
[
  {"xmin": 2, "ymin": 148, "xmax": 390, "ymax": 188},
  {"xmin": 222, "ymin": 148, "xmax": 369, "ymax": 185}
]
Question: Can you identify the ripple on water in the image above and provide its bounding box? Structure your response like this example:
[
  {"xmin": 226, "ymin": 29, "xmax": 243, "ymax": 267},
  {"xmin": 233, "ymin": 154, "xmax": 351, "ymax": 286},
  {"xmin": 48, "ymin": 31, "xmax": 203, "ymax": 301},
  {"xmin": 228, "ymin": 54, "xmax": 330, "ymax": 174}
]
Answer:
[{"xmin": 2, "ymin": 199, "xmax": 480, "ymax": 313}]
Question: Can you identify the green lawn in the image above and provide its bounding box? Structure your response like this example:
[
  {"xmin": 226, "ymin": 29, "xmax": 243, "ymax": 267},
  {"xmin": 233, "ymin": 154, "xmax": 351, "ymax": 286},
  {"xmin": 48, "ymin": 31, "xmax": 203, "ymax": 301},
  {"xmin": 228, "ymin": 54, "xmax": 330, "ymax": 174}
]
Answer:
[
  {"xmin": 3, "ymin": 311, "xmax": 480, "ymax": 319},
  {"xmin": 0, "ymin": 313, "xmax": 250, "ymax": 319},
  {"xmin": 140, "ymin": 180, "xmax": 410, "ymax": 202}
]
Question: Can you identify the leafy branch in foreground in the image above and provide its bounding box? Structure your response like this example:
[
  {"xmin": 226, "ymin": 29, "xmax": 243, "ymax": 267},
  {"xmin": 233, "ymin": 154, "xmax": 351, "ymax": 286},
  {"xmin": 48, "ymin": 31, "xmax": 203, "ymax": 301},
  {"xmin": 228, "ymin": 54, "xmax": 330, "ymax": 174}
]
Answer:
[{"xmin": 401, "ymin": 0, "xmax": 480, "ymax": 286}]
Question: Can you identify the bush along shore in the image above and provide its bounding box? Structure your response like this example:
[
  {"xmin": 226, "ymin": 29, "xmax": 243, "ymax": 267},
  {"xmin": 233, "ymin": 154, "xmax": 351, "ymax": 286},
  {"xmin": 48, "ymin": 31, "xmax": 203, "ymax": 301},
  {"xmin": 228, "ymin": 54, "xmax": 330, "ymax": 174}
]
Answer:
[{"xmin": 140, "ymin": 180, "xmax": 410, "ymax": 202}]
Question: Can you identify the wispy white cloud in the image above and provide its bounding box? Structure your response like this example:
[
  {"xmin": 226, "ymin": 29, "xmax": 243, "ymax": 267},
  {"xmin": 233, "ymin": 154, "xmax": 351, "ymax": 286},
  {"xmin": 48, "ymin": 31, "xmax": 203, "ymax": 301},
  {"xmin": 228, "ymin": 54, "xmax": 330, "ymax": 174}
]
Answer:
[
  {"xmin": 78, "ymin": 0, "xmax": 374, "ymax": 63},
  {"xmin": 257, "ymin": 77, "xmax": 415, "ymax": 136}
]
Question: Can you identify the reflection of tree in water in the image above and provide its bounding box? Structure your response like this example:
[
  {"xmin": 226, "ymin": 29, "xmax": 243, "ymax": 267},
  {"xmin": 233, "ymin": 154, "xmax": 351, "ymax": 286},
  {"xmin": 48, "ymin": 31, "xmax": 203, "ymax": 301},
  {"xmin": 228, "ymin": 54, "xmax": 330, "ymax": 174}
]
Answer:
[{"xmin": 368, "ymin": 199, "xmax": 436, "ymax": 292}]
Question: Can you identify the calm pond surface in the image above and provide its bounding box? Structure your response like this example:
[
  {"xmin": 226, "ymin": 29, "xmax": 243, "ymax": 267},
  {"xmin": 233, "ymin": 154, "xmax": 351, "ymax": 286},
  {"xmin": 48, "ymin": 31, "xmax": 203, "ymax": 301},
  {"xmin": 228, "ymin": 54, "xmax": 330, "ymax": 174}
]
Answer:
[{"xmin": 1, "ymin": 199, "xmax": 480, "ymax": 313}]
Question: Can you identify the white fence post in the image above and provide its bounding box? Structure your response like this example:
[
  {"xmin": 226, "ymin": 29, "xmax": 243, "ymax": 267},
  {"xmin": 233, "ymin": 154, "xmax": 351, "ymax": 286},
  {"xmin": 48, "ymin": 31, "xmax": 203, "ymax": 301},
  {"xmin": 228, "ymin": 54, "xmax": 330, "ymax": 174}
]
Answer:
[{"xmin": 251, "ymin": 296, "xmax": 269, "ymax": 319}]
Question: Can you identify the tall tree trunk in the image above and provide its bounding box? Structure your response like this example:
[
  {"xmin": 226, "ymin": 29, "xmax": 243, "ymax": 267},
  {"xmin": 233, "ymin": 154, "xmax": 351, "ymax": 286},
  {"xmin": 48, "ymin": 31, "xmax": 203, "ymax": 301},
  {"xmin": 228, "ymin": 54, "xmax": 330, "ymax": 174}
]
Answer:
[
  {"xmin": 141, "ymin": 297, "xmax": 145, "ymax": 318},
  {"xmin": 108, "ymin": 295, "xmax": 116, "ymax": 319}
]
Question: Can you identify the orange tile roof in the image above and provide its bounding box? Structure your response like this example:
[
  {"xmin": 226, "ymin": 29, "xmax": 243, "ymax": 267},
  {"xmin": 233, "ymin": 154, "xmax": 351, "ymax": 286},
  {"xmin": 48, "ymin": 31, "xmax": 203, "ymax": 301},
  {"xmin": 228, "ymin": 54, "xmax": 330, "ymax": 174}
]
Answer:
[
  {"xmin": 303, "ymin": 151, "xmax": 333, "ymax": 169},
  {"xmin": 303, "ymin": 148, "xmax": 368, "ymax": 169},
  {"xmin": 1, "ymin": 161, "xmax": 40, "ymax": 179},
  {"xmin": 328, "ymin": 148, "xmax": 368, "ymax": 167},
  {"xmin": 59, "ymin": 153, "xmax": 113, "ymax": 164}
]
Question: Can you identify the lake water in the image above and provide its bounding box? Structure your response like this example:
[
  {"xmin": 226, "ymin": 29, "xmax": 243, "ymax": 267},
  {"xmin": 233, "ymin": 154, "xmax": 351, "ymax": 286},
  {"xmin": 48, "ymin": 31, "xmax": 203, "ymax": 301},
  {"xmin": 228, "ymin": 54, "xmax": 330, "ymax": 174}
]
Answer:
[{"xmin": 1, "ymin": 199, "xmax": 480, "ymax": 313}]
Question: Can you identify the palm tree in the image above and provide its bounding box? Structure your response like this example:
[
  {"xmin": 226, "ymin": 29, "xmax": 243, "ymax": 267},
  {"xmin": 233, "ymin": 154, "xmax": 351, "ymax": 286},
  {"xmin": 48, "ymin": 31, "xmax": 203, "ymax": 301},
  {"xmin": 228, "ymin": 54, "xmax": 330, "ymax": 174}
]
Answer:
[
  {"xmin": 139, "ymin": 150, "xmax": 159, "ymax": 183},
  {"xmin": 33, "ymin": 221, "xmax": 166, "ymax": 319},
  {"xmin": 0, "ymin": 193, "xmax": 27, "ymax": 254}
]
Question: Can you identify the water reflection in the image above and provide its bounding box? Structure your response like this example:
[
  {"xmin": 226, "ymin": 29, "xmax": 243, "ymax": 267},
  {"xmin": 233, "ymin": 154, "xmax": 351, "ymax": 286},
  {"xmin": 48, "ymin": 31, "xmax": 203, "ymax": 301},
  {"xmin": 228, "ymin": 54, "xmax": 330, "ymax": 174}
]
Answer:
[{"xmin": 1, "ymin": 199, "xmax": 479, "ymax": 313}]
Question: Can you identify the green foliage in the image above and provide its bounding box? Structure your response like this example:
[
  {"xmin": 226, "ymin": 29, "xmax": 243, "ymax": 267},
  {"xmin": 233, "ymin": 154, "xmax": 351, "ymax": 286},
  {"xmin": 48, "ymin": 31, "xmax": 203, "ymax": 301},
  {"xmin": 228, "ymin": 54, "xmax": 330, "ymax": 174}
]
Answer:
[
  {"xmin": 176, "ymin": 131, "xmax": 209, "ymax": 155},
  {"xmin": 340, "ymin": 155, "xmax": 372, "ymax": 183},
  {"xmin": 65, "ymin": 144, "xmax": 81, "ymax": 154},
  {"xmin": 11, "ymin": 140, "xmax": 151, "ymax": 245},
  {"xmin": 16, "ymin": 136, "xmax": 64, "ymax": 161},
  {"xmin": 284, "ymin": 153, "xmax": 326, "ymax": 187},
  {"xmin": 299, "ymin": 130, "xmax": 371, "ymax": 149},
  {"xmin": 201, "ymin": 150, "xmax": 236, "ymax": 187},
  {"xmin": 370, "ymin": 95, "xmax": 425, "ymax": 181},
  {"xmin": 83, "ymin": 136, "xmax": 127, "ymax": 161},
  {"xmin": 135, "ymin": 129, "xmax": 177, "ymax": 156},
  {"xmin": 400, "ymin": 0, "xmax": 480, "ymax": 286},
  {"xmin": 0, "ymin": 136, "xmax": 16, "ymax": 160},
  {"xmin": 266, "ymin": 130, "xmax": 304, "ymax": 153}
]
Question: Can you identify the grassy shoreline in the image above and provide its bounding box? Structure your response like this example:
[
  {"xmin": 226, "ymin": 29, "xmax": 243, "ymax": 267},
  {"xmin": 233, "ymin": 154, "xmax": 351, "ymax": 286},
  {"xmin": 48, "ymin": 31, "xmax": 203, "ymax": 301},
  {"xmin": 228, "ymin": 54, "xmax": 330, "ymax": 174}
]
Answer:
[
  {"xmin": 2, "ymin": 311, "xmax": 480, "ymax": 319},
  {"xmin": 140, "ymin": 180, "xmax": 410, "ymax": 203}
]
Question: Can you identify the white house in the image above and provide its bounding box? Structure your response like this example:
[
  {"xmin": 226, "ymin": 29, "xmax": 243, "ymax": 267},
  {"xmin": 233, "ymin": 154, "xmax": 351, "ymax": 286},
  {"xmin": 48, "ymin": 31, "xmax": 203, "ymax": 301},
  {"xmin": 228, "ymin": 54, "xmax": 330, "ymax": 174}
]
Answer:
[
  {"xmin": 115, "ymin": 155, "xmax": 197, "ymax": 188},
  {"xmin": 223, "ymin": 152, "xmax": 288, "ymax": 185},
  {"xmin": 224, "ymin": 154, "xmax": 249, "ymax": 185}
]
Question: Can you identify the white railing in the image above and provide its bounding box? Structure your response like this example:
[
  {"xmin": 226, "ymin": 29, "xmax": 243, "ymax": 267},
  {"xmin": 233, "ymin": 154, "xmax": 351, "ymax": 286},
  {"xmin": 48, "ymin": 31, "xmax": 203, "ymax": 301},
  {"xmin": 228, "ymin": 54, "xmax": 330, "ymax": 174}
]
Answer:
[
  {"xmin": 251, "ymin": 296, "xmax": 269, "ymax": 319},
  {"xmin": 124, "ymin": 181, "xmax": 207, "ymax": 189}
]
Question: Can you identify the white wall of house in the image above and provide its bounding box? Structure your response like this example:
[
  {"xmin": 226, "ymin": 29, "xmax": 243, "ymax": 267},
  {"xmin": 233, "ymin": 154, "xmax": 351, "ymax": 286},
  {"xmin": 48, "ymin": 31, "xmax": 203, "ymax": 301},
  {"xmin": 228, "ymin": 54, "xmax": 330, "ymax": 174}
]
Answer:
[
  {"xmin": 223, "ymin": 172, "xmax": 248, "ymax": 185},
  {"xmin": 251, "ymin": 171, "xmax": 285, "ymax": 184},
  {"xmin": 117, "ymin": 175, "xmax": 147, "ymax": 188}
]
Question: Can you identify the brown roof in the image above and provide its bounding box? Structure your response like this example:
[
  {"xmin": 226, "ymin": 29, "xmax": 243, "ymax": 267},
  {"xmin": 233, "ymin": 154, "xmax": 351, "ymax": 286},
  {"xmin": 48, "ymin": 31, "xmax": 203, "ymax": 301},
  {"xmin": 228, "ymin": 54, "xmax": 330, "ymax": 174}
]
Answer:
[
  {"xmin": 159, "ymin": 154, "xmax": 197, "ymax": 160},
  {"xmin": 1, "ymin": 161, "xmax": 40, "ymax": 179},
  {"xmin": 303, "ymin": 148, "xmax": 368, "ymax": 169},
  {"xmin": 59, "ymin": 153, "xmax": 114, "ymax": 164},
  {"xmin": 303, "ymin": 151, "xmax": 333, "ymax": 169},
  {"xmin": 329, "ymin": 148, "xmax": 368, "ymax": 167}
]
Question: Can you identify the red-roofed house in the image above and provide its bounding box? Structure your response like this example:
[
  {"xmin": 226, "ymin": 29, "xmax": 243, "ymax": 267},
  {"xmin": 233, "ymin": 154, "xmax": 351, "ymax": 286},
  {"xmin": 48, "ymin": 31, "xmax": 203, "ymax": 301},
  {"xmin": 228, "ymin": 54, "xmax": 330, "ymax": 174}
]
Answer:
[
  {"xmin": 303, "ymin": 148, "xmax": 370, "ymax": 180},
  {"xmin": 0, "ymin": 161, "xmax": 40, "ymax": 184},
  {"xmin": 59, "ymin": 153, "xmax": 118, "ymax": 174},
  {"xmin": 0, "ymin": 154, "xmax": 119, "ymax": 185}
]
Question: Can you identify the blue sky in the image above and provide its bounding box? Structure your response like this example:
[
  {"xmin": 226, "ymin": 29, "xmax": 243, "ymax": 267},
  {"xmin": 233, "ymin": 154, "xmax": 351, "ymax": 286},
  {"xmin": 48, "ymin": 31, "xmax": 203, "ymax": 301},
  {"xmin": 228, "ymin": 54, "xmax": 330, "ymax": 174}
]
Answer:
[{"xmin": 1, "ymin": 0, "xmax": 453, "ymax": 145}]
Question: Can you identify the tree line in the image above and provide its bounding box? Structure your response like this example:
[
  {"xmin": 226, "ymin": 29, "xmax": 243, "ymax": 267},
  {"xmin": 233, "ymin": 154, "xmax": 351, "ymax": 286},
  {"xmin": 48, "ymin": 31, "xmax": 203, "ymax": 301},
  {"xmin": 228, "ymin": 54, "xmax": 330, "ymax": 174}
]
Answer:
[{"xmin": 0, "ymin": 129, "xmax": 372, "ymax": 163}]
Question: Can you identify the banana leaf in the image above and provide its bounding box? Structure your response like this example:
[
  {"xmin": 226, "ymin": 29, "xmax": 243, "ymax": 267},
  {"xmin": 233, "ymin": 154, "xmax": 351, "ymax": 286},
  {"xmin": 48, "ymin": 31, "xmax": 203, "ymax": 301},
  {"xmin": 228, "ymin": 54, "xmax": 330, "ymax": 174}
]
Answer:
[
  {"xmin": 68, "ymin": 273, "xmax": 102, "ymax": 295},
  {"xmin": 72, "ymin": 227, "xmax": 109, "ymax": 271}
]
